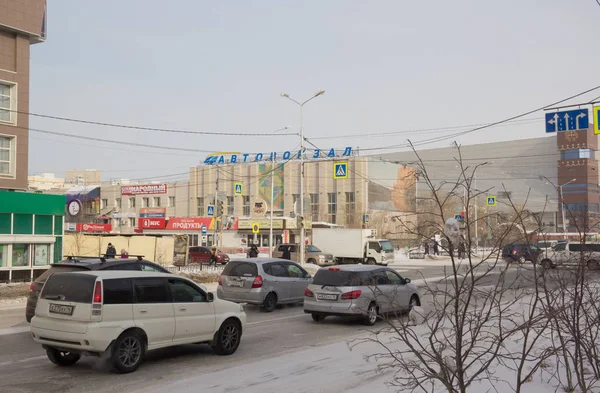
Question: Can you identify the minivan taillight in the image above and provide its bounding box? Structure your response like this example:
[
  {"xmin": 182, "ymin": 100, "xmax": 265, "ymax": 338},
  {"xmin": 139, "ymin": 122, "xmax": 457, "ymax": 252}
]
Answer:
[
  {"xmin": 93, "ymin": 281, "xmax": 102, "ymax": 303},
  {"xmin": 513, "ymin": 250, "xmax": 517, "ymax": 255},
  {"xmin": 218, "ymin": 274, "xmax": 222, "ymax": 286},
  {"xmin": 341, "ymin": 290, "xmax": 362, "ymax": 300},
  {"xmin": 304, "ymin": 288, "xmax": 314, "ymax": 297},
  {"xmin": 252, "ymin": 275, "xmax": 263, "ymax": 288},
  {"xmin": 29, "ymin": 282, "xmax": 35, "ymax": 291}
]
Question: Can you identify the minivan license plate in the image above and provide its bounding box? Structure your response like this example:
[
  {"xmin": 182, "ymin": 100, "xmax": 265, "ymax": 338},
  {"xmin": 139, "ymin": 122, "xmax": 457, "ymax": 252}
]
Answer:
[
  {"xmin": 49, "ymin": 303, "xmax": 74, "ymax": 316},
  {"xmin": 316, "ymin": 293, "xmax": 338, "ymax": 301},
  {"xmin": 228, "ymin": 280, "xmax": 244, "ymax": 288}
]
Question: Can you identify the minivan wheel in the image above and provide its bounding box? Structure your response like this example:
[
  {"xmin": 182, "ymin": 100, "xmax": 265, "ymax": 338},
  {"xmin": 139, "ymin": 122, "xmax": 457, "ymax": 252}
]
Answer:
[
  {"xmin": 312, "ymin": 313, "xmax": 325, "ymax": 322},
  {"xmin": 518, "ymin": 256, "xmax": 526, "ymax": 264},
  {"xmin": 363, "ymin": 303, "xmax": 378, "ymax": 326},
  {"xmin": 212, "ymin": 319, "xmax": 241, "ymax": 356},
  {"xmin": 409, "ymin": 295, "xmax": 421, "ymax": 309},
  {"xmin": 261, "ymin": 293, "xmax": 277, "ymax": 313},
  {"xmin": 111, "ymin": 332, "xmax": 145, "ymax": 374},
  {"xmin": 46, "ymin": 348, "xmax": 81, "ymax": 367},
  {"xmin": 541, "ymin": 259, "xmax": 553, "ymax": 270}
]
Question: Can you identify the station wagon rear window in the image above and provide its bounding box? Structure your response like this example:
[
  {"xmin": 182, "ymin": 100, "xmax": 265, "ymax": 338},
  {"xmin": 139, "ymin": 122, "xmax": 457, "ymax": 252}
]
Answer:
[
  {"xmin": 41, "ymin": 273, "xmax": 97, "ymax": 303},
  {"xmin": 222, "ymin": 262, "xmax": 258, "ymax": 277},
  {"xmin": 312, "ymin": 270, "xmax": 371, "ymax": 287}
]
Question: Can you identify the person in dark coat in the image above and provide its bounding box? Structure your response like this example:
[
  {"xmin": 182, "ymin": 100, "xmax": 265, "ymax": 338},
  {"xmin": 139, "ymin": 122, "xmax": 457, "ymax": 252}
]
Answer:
[
  {"xmin": 433, "ymin": 241, "xmax": 439, "ymax": 256},
  {"xmin": 106, "ymin": 243, "xmax": 117, "ymax": 258},
  {"xmin": 424, "ymin": 242, "xmax": 429, "ymax": 255},
  {"xmin": 248, "ymin": 244, "xmax": 259, "ymax": 258},
  {"xmin": 458, "ymin": 242, "xmax": 466, "ymax": 259},
  {"xmin": 209, "ymin": 246, "xmax": 218, "ymax": 266},
  {"xmin": 282, "ymin": 246, "xmax": 291, "ymax": 260}
]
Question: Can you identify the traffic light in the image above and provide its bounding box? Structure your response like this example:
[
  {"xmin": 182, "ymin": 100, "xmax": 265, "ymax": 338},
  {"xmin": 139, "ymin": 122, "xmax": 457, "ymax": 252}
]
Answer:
[{"xmin": 217, "ymin": 200, "xmax": 224, "ymax": 217}]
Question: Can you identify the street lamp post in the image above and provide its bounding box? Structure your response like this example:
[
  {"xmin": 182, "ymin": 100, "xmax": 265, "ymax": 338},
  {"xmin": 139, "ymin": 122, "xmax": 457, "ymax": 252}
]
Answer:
[
  {"xmin": 269, "ymin": 126, "xmax": 290, "ymax": 258},
  {"xmin": 559, "ymin": 178, "xmax": 577, "ymax": 239},
  {"xmin": 280, "ymin": 90, "xmax": 325, "ymax": 266}
]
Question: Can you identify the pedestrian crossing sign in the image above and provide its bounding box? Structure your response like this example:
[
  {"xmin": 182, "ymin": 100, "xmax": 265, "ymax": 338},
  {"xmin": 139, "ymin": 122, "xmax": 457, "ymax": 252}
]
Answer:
[
  {"xmin": 486, "ymin": 196, "xmax": 497, "ymax": 207},
  {"xmin": 334, "ymin": 162, "xmax": 348, "ymax": 179},
  {"xmin": 207, "ymin": 205, "xmax": 215, "ymax": 216},
  {"xmin": 234, "ymin": 182, "xmax": 243, "ymax": 196}
]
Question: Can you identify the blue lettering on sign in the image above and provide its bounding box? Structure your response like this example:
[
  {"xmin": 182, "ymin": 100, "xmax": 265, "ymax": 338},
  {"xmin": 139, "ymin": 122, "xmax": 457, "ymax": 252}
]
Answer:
[{"xmin": 203, "ymin": 147, "xmax": 354, "ymax": 165}]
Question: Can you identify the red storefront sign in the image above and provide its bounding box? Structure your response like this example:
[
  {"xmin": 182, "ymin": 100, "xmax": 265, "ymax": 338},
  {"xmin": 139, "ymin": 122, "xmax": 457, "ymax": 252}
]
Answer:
[
  {"xmin": 166, "ymin": 217, "xmax": 214, "ymax": 231},
  {"xmin": 121, "ymin": 184, "xmax": 167, "ymax": 195},
  {"xmin": 76, "ymin": 223, "xmax": 112, "ymax": 232},
  {"xmin": 138, "ymin": 217, "xmax": 167, "ymax": 229}
]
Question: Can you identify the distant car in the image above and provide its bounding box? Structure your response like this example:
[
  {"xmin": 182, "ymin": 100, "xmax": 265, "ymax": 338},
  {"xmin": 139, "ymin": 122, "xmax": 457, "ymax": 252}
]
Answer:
[
  {"xmin": 26, "ymin": 256, "xmax": 169, "ymax": 323},
  {"xmin": 501, "ymin": 244, "xmax": 541, "ymax": 264},
  {"xmin": 304, "ymin": 265, "xmax": 420, "ymax": 326},
  {"xmin": 30, "ymin": 270, "xmax": 246, "ymax": 373},
  {"xmin": 188, "ymin": 246, "xmax": 230, "ymax": 265},
  {"xmin": 272, "ymin": 243, "xmax": 335, "ymax": 266},
  {"xmin": 217, "ymin": 258, "xmax": 312, "ymax": 312}
]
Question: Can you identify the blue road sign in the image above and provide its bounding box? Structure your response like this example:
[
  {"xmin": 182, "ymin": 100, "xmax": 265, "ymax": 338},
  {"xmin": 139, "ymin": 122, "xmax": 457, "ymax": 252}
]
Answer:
[
  {"xmin": 363, "ymin": 214, "xmax": 369, "ymax": 224},
  {"xmin": 201, "ymin": 225, "xmax": 207, "ymax": 235},
  {"xmin": 234, "ymin": 183, "xmax": 243, "ymax": 196},
  {"xmin": 486, "ymin": 196, "xmax": 497, "ymax": 207},
  {"xmin": 455, "ymin": 214, "xmax": 463, "ymax": 222},
  {"xmin": 545, "ymin": 109, "xmax": 589, "ymax": 133},
  {"xmin": 334, "ymin": 162, "xmax": 348, "ymax": 179},
  {"xmin": 207, "ymin": 205, "xmax": 215, "ymax": 217}
]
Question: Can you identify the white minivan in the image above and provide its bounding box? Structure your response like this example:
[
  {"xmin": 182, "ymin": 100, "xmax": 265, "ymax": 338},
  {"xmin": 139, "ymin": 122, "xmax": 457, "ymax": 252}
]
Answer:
[{"xmin": 30, "ymin": 270, "xmax": 246, "ymax": 373}]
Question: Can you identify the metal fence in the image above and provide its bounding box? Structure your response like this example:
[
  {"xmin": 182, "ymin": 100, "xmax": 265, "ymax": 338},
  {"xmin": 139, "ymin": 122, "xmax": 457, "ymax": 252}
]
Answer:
[{"xmin": 166, "ymin": 264, "xmax": 226, "ymax": 274}]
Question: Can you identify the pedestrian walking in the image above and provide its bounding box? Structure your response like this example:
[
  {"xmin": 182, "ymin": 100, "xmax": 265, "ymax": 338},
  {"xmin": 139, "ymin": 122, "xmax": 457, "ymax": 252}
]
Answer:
[
  {"xmin": 282, "ymin": 246, "xmax": 291, "ymax": 260},
  {"xmin": 433, "ymin": 241, "xmax": 439, "ymax": 256},
  {"xmin": 120, "ymin": 249, "xmax": 129, "ymax": 259},
  {"xmin": 105, "ymin": 243, "xmax": 116, "ymax": 258},
  {"xmin": 209, "ymin": 246, "xmax": 218, "ymax": 266},
  {"xmin": 458, "ymin": 242, "xmax": 465, "ymax": 259},
  {"xmin": 424, "ymin": 242, "xmax": 429, "ymax": 255},
  {"xmin": 248, "ymin": 244, "xmax": 259, "ymax": 258}
]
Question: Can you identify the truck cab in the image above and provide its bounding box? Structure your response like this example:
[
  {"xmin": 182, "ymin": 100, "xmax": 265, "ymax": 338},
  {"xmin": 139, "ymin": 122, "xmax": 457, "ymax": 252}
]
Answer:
[{"xmin": 365, "ymin": 239, "xmax": 395, "ymax": 265}]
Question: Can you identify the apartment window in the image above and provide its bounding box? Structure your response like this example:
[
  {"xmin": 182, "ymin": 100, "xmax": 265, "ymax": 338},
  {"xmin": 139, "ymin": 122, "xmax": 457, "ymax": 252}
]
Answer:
[
  {"xmin": 327, "ymin": 193, "xmax": 337, "ymax": 224},
  {"xmin": 128, "ymin": 197, "xmax": 136, "ymax": 208},
  {"xmin": 129, "ymin": 217, "xmax": 136, "ymax": 227},
  {"xmin": 243, "ymin": 196, "xmax": 250, "ymax": 216},
  {"xmin": 115, "ymin": 198, "xmax": 122, "ymax": 209},
  {"xmin": 142, "ymin": 197, "xmax": 150, "ymax": 208},
  {"xmin": 169, "ymin": 196, "xmax": 176, "ymax": 207},
  {"xmin": 0, "ymin": 135, "xmax": 14, "ymax": 176},
  {"xmin": 153, "ymin": 197, "xmax": 161, "ymax": 207},
  {"xmin": 0, "ymin": 82, "xmax": 16, "ymax": 123},
  {"xmin": 345, "ymin": 192, "xmax": 355, "ymax": 223},
  {"xmin": 197, "ymin": 197, "xmax": 204, "ymax": 216},
  {"xmin": 227, "ymin": 196, "xmax": 234, "ymax": 215},
  {"xmin": 310, "ymin": 193, "xmax": 319, "ymax": 221},
  {"xmin": 101, "ymin": 199, "xmax": 108, "ymax": 209}
]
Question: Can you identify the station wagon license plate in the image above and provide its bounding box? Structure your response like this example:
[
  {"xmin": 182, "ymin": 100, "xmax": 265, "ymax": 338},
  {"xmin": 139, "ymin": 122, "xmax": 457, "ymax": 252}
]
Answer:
[
  {"xmin": 49, "ymin": 303, "xmax": 74, "ymax": 316},
  {"xmin": 316, "ymin": 293, "xmax": 338, "ymax": 301},
  {"xmin": 228, "ymin": 280, "xmax": 245, "ymax": 288}
]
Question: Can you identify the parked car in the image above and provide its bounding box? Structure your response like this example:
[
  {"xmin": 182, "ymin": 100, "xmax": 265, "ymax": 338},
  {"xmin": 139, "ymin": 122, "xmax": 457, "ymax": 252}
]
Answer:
[
  {"xmin": 539, "ymin": 242, "xmax": 600, "ymax": 270},
  {"xmin": 30, "ymin": 270, "xmax": 246, "ymax": 373},
  {"xmin": 188, "ymin": 246, "xmax": 230, "ymax": 265},
  {"xmin": 272, "ymin": 243, "xmax": 335, "ymax": 266},
  {"xmin": 501, "ymin": 244, "xmax": 542, "ymax": 263},
  {"xmin": 217, "ymin": 258, "xmax": 312, "ymax": 312},
  {"xmin": 26, "ymin": 256, "xmax": 169, "ymax": 323},
  {"xmin": 303, "ymin": 265, "xmax": 420, "ymax": 326}
]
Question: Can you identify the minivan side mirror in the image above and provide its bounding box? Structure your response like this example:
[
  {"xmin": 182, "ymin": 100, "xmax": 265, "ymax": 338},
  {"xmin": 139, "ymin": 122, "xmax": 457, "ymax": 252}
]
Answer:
[
  {"xmin": 404, "ymin": 278, "xmax": 411, "ymax": 284},
  {"xmin": 207, "ymin": 292, "xmax": 214, "ymax": 302}
]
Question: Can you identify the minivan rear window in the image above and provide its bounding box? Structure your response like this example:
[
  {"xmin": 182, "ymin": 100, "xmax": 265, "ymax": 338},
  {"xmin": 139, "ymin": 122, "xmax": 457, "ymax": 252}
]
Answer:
[
  {"xmin": 312, "ymin": 270, "xmax": 370, "ymax": 286},
  {"xmin": 35, "ymin": 265, "xmax": 90, "ymax": 284},
  {"xmin": 222, "ymin": 261, "xmax": 258, "ymax": 277},
  {"xmin": 41, "ymin": 272, "xmax": 97, "ymax": 303}
]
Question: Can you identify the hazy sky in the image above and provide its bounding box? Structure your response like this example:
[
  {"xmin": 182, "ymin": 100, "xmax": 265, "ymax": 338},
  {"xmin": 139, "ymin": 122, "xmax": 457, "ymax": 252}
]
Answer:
[{"xmin": 27, "ymin": 0, "xmax": 600, "ymax": 181}]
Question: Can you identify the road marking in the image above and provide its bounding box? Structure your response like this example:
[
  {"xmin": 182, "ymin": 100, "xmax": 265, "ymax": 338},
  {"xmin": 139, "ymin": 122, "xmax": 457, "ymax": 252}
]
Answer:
[
  {"xmin": 247, "ymin": 314, "xmax": 307, "ymax": 326},
  {"xmin": 0, "ymin": 326, "xmax": 30, "ymax": 336},
  {"xmin": 0, "ymin": 355, "xmax": 46, "ymax": 367}
]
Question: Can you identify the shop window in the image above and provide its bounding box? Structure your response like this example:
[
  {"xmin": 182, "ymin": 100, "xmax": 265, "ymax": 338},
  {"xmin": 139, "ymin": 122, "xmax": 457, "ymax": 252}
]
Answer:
[
  {"xmin": 34, "ymin": 244, "xmax": 51, "ymax": 266},
  {"xmin": 0, "ymin": 213, "xmax": 10, "ymax": 234},
  {"xmin": 0, "ymin": 244, "xmax": 7, "ymax": 267},
  {"xmin": 12, "ymin": 244, "xmax": 30, "ymax": 267},
  {"xmin": 13, "ymin": 214, "xmax": 33, "ymax": 234},
  {"xmin": 34, "ymin": 215, "xmax": 53, "ymax": 235}
]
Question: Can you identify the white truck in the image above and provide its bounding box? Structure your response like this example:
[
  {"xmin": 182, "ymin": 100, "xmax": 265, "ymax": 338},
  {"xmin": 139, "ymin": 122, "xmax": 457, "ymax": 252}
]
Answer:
[{"xmin": 312, "ymin": 228, "xmax": 395, "ymax": 265}]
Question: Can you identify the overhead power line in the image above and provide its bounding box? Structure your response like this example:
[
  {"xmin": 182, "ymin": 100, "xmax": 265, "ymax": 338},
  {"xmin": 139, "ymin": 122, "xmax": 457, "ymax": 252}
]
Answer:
[{"xmin": 13, "ymin": 109, "xmax": 298, "ymax": 137}]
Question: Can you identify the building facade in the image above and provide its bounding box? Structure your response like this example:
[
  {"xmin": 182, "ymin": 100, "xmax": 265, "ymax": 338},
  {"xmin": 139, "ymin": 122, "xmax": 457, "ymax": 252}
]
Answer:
[{"xmin": 0, "ymin": 0, "xmax": 46, "ymax": 189}]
